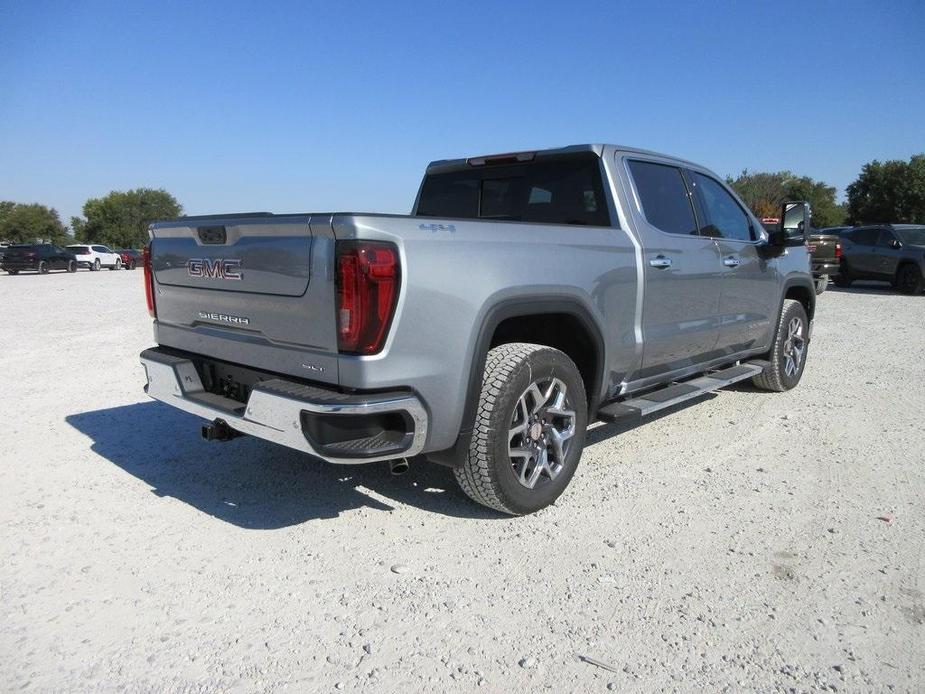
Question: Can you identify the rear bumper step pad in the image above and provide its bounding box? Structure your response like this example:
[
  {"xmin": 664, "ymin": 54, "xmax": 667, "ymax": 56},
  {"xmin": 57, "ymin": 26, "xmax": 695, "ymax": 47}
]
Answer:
[{"xmin": 140, "ymin": 347, "xmax": 428, "ymax": 464}]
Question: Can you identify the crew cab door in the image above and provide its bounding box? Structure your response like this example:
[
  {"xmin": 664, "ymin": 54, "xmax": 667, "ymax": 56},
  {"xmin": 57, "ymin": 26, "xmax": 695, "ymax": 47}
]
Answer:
[
  {"xmin": 874, "ymin": 228, "xmax": 902, "ymax": 277},
  {"xmin": 687, "ymin": 170, "xmax": 778, "ymax": 354},
  {"xmin": 844, "ymin": 227, "xmax": 880, "ymax": 276},
  {"xmin": 625, "ymin": 159, "xmax": 722, "ymax": 373}
]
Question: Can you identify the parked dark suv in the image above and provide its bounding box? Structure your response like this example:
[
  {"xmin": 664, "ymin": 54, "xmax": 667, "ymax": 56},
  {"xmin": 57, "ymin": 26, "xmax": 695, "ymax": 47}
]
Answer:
[
  {"xmin": 1, "ymin": 244, "xmax": 78, "ymax": 274},
  {"xmin": 836, "ymin": 225, "xmax": 925, "ymax": 294}
]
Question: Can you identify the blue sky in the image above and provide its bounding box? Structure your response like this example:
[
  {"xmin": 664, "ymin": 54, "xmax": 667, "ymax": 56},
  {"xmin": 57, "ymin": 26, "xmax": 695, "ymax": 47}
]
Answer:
[{"xmin": 2, "ymin": 1, "xmax": 923, "ymax": 225}]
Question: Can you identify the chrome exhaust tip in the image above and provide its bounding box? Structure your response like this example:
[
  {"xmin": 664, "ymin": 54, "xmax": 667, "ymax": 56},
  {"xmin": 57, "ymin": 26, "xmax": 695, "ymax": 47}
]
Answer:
[{"xmin": 389, "ymin": 458, "xmax": 410, "ymax": 476}]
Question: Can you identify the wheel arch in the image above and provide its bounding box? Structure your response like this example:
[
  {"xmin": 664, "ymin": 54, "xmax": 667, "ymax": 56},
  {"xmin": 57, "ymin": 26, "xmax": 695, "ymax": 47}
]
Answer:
[
  {"xmin": 782, "ymin": 276, "xmax": 816, "ymax": 321},
  {"xmin": 896, "ymin": 259, "xmax": 922, "ymax": 277},
  {"xmin": 426, "ymin": 295, "xmax": 607, "ymax": 468}
]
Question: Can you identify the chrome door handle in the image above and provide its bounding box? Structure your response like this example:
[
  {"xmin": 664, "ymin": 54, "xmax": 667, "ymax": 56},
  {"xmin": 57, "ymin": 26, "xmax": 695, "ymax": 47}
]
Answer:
[
  {"xmin": 723, "ymin": 256, "xmax": 741, "ymax": 267},
  {"xmin": 648, "ymin": 256, "xmax": 673, "ymax": 269}
]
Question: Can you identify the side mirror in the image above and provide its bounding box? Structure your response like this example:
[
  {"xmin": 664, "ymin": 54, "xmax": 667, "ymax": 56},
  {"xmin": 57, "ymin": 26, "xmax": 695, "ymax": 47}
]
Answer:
[{"xmin": 769, "ymin": 201, "xmax": 811, "ymax": 248}]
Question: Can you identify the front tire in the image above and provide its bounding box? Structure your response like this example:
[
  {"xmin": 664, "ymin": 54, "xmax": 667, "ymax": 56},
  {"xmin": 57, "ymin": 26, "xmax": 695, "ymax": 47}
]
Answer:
[
  {"xmin": 91, "ymin": 259, "xmax": 100, "ymax": 271},
  {"xmin": 814, "ymin": 275, "xmax": 828, "ymax": 295},
  {"xmin": 753, "ymin": 299, "xmax": 809, "ymax": 392},
  {"xmin": 7, "ymin": 269, "xmax": 19, "ymax": 275},
  {"xmin": 110, "ymin": 258, "xmax": 122, "ymax": 271},
  {"xmin": 896, "ymin": 264, "xmax": 924, "ymax": 295},
  {"xmin": 38, "ymin": 260, "xmax": 48, "ymax": 274},
  {"xmin": 454, "ymin": 343, "xmax": 588, "ymax": 515}
]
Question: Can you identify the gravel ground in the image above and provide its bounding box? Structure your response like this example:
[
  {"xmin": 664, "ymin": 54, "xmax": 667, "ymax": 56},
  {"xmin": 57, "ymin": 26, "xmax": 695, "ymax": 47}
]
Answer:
[{"xmin": 1, "ymin": 269, "xmax": 923, "ymax": 692}]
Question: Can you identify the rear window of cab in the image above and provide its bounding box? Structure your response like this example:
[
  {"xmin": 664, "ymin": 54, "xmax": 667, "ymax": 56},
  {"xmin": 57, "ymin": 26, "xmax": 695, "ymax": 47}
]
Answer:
[{"xmin": 416, "ymin": 152, "xmax": 612, "ymax": 227}]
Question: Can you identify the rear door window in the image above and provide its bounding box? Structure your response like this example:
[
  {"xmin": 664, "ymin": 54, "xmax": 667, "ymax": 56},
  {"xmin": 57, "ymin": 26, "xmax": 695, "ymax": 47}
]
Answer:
[
  {"xmin": 416, "ymin": 152, "xmax": 611, "ymax": 226},
  {"xmin": 689, "ymin": 172, "xmax": 754, "ymax": 241},
  {"xmin": 877, "ymin": 229, "xmax": 897, "ymax": 247},
  {"xmin": 848, "ymin": 228, "xmax": 878, "ymax": 245},
  {"xmin": 627, "ymin": 160, "xmax": 698, "ymax": 236},
  {"xmin": 92, "ymin": 245, "xmax": 107, "ymax": 253}
]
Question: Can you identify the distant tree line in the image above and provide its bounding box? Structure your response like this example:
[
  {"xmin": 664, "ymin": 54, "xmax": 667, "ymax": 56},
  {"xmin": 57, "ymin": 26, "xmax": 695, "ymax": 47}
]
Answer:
[
  {"xmin": 0, "ymin": 201, "xmax": 69, "ymax": 244},
  {"xmin": 2, "ymin": 154, "xmax": 923, "ymax": 245},
  {"xmin": 728, "ymin": 153, "xmax": 925, "ymax": 228},
  {"xmin": 845, "ymin": 154, "xmax": 925, "ymax": 225},
  {"xmin": 71, "ymin": 189, "xmax": 182, "ymax": 249},
  {"xmin": 727, "ymin": 171, "xmax": 847, "ymax": 227},
  {"xmin": 0, "ymin": 188, "xmax": 182, "ymax": 249}
]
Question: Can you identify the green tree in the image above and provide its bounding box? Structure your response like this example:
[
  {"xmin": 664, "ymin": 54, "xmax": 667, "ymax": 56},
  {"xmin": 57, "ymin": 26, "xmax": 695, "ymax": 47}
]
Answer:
[
  {"xmin": 784, "ymin": 176, "xmax": 845, "ymax": 227},
  {"xmin": 728, "ymin": 170, "xmax": 845, "ymax": 227},
  {"xmin": 726, "ymin": 170, "xmax": 789, "ymax": 219},
  {"xmin": 0, "ymin": 203, "xmax": 69, "ymax": 243},
  {"xmin": 72, "ymin": 188, "xmax": 182, "ymax": 248},
  {"xmin": 846, "ymin": 154, "xmax": 925, "ymax": 224}
]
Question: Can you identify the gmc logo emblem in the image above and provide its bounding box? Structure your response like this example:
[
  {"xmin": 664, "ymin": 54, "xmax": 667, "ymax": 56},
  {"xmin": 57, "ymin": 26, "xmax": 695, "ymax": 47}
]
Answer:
[{"xmin": 187, "ymin": 258, "xmax": 243, "ymax": 280}]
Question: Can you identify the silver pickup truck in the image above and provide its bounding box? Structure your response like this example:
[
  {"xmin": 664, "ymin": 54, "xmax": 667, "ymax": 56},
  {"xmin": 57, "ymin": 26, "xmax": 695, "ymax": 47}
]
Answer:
[{"xmin": 140, "ymin": 144, "xmax": 815, "ymax": 515}]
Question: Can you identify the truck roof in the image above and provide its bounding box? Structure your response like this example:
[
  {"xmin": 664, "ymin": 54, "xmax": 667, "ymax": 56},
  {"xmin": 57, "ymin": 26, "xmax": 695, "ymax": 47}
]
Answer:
[{"xmin": 425, "ymin": 143, "xmax": 701, "ymax": 174}]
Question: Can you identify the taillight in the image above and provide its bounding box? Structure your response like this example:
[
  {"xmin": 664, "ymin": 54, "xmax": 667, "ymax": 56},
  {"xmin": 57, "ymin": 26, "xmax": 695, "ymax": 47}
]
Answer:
[
  {"xmin": 835, "ymin": 242, "xmax": 842, "ymax": 259},
  {"xmin": 143, "ymin": 244, "xmax": 156, "ymax": 317},
  {"xmin": 335, "ymin": 241, "xmax": 400, "ymax": 354}
]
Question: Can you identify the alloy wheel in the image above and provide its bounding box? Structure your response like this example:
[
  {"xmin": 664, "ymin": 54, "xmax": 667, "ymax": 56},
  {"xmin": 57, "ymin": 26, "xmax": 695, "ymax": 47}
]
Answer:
[
  {"xmin": 508, "ymin": 377, "xmax": 576, "ymax": 489},
  {"xmin": 782, "ymin": 316, "xmax": 805, "ymax": 377}
]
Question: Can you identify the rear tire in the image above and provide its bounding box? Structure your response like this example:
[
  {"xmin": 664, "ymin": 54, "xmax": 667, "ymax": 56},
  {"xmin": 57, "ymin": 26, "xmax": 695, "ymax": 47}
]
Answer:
[
  {"xmin": 67, "ymin": 260, "xmax": 76, "ymax": 273},
  {"xmin": 814, "ymin": 275, "xmax": 828, "ymax": 295},
  {"xmin": 38, "ymin": 260, "xmax": 48, "ymax": 274},
  {"xmin": 752, "ymin": 299, "xmax": 809, "ymax": 392},
  {"xmin": 91, "ymin": 259, "xmax": 100, "ymax": 271},
  {"xmin": 454, "ymin": 343, "xmax": 588, "ymax": 515},
  {"xmin": 110, "ymin": 258, "xmax": 122, "ymax": 271},
  {"xmin": 7, "ymin": 269, "xmax": 19, "ymax": 275},
  {"xmin": 896, "ymin": 264, "xmax": 924, "ymax": 295},
  {"xmin": 127, "ymin": 260, "xmax": 136, "ymax": 270}
]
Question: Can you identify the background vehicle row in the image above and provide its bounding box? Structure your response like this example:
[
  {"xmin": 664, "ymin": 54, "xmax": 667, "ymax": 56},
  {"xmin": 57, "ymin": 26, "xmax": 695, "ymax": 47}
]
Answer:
[{"xmin": 1, "ymin": 244, "xmax": 143, "ymax": 274}]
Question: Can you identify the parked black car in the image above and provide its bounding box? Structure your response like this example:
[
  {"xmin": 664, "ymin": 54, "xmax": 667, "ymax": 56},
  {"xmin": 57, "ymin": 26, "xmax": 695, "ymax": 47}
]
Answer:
[
  {"xmin": 1, "ymin": 244, "xmax": 78, "ymax": 274},
  {"xmin": 836, "ymin": 225, "xmax": 925, "ymax": 294}
]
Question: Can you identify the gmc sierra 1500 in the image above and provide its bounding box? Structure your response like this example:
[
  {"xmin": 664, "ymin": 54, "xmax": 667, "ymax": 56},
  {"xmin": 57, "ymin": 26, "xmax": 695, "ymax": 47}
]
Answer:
[{"xmin": 140, "ymin": 144, "xmax": 815, "ymax": 514}]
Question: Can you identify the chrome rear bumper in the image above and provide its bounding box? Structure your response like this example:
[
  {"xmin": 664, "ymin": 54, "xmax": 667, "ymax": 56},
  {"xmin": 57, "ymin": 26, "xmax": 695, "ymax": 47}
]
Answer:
[{"xmin": 140, "ymin": 348, "xmax": 427, "ymax": 464}]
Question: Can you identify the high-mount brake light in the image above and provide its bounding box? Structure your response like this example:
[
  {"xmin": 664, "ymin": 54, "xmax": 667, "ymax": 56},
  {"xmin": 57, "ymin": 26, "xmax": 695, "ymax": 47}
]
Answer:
[
  {"xmin": 143, "ymin": 244, "xmax": 156, "ymax": 317},
  {"xmin": 336, "ymin": 241, "xmax": 400, "ymax": 355},
  {"xmin": 466, "ymin": 151, "xmax": 536, "ymax": 166}
]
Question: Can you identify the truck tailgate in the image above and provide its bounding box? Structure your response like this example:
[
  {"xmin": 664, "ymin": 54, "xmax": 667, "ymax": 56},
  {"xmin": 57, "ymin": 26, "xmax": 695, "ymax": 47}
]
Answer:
[
  {"xmin": 149, "ymin": 215, "xmax": 340, "ymax": 383},
  {"xmin": 808, "ymin": 234, "xmax": 839, "ymax": 262}
]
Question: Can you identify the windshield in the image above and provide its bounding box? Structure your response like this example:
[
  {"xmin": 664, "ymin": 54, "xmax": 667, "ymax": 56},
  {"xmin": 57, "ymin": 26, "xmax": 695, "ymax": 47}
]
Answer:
[
  {"xmin": 896, "ymin": 227, "xmax": 925, "ymax": 246},
  {"xmin": 68, "ymin": 246, "xmax": 90, "ymax": 254}
]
